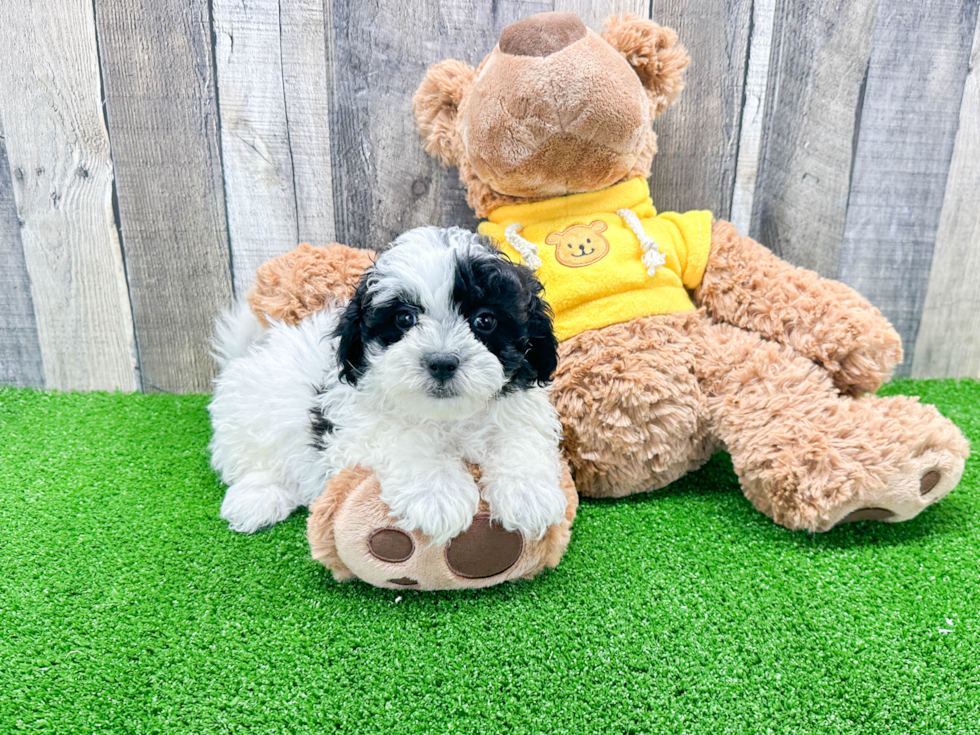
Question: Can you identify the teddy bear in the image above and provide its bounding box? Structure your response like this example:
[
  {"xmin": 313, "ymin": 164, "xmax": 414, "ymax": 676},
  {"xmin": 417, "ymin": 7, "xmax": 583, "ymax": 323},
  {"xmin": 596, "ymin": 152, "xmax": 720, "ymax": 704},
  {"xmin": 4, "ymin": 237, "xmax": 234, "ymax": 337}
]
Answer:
[{"xmin": 249, "ymin": 12, "xmax": 969, "ymax": 582}]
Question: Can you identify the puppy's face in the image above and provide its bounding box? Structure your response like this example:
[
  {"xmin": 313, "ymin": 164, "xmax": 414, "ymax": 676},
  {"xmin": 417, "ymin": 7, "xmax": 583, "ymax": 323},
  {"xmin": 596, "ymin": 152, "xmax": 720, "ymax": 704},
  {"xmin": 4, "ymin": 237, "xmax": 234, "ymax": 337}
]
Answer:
[{"xmin": 335, "ymin": 227, "xmax": 557, "ymax": 420}]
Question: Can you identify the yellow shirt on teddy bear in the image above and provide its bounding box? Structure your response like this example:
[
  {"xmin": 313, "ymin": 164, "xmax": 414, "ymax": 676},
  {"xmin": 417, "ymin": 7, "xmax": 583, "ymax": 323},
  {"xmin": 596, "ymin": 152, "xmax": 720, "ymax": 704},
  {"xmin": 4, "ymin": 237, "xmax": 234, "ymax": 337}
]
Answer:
[{"xmin": 478, "ymin": 177, "xmax": 712, "ymax": 342}]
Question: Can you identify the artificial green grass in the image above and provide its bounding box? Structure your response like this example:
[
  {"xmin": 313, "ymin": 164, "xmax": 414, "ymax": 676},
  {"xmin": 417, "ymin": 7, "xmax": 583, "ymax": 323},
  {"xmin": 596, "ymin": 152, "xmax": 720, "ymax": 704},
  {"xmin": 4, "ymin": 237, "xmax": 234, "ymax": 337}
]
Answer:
[{"xmin": 1, "ymin": 380, "xmax": 978, "ymax": 734}]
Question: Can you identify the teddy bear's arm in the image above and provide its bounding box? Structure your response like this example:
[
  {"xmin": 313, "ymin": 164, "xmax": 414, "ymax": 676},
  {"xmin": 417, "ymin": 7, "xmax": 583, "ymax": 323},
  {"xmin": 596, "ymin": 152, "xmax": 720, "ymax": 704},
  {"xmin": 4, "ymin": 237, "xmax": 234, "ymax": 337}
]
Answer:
[
  {"xmin": 247, "ymin": 243, "xmax": 375, "ymax": 326},
  {"xmin": 694, "ymin": 220, "xmax": 903, "ymax": 396}
]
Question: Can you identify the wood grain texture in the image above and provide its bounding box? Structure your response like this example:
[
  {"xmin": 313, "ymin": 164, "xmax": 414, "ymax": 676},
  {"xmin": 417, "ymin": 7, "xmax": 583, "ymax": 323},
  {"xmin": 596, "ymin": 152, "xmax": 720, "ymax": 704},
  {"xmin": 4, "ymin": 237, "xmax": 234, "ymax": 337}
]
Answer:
[
  {"xmin": 555, "ymin": 0, "xmax": 647, "ymax": 30},
  {"xmin": 729, "ymin": 0, "xmax": 776, "ymax": 233},
  {"xmin": 912, "ymin": 17, "xmax": 980, "ymax": 379},
  {"xmin": 0, "ymin": 0, "xmax": 137, "ymax": 391},
  {"xmin": 213, "ymin": 0, "xmax": 299, "ymax": 295},
  {"xmin": 647, "ymin": 0, "xmax": 753, "ymax": 219},
  {"xmin": 837, "ymin": 0, "xmax": 980, "ymax": 375},
  {"xmin": 281, "ymin": 0, "xmax": 336, "ymax": 245},
  {"xmin": 0, "ymin": 123, "xmax": 45, "ymax": 387},
  {"xmin": 95, "ymin": 0, "xmax": 233, "ymax": 393},
  {"xmin": 751, "ymin": 0, "xmax": 880, "ymax": 277}
]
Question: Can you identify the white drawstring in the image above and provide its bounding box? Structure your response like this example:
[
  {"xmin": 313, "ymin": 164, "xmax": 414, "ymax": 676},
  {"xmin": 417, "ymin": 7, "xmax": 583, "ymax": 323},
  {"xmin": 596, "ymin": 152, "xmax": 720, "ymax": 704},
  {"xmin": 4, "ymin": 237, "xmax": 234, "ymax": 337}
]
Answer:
[
  {"xmin": 617, "ymin": 208, "xmax": 665, "ymax": 277},
  {"xmin": 504, "ymin": 223, "xmax": 542, "ymax": 271}
]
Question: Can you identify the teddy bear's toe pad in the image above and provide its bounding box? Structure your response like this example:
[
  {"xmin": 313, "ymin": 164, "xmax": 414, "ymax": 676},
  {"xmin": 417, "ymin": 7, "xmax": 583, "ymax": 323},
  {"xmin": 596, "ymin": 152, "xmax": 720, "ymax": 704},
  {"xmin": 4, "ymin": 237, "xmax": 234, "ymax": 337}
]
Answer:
[
  {"xmin": 445, "ymin": 514, "xmax": 523, "ymax": 578},
  {"xmin": 920, "ymin": 470, "xmax": 941, "ymax": 495},
  {"xmin": 388, "ymin": 577, "xmax": 419, "ymax": 586},
  {"xmin": 368, "ymin": 528, "xmax": 414, "ymax": 562},
  {"xmin": 837, "ymin": 507, "xmax": 895, "ymax": 523}
]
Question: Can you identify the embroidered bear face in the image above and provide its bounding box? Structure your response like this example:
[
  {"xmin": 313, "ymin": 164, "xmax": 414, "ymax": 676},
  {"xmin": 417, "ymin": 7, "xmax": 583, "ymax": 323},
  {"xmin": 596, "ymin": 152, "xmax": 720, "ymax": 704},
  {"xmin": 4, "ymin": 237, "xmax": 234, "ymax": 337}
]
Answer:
[{"xmin": 546, "ymin": 221, "xmax": 611, "ymax": 267}]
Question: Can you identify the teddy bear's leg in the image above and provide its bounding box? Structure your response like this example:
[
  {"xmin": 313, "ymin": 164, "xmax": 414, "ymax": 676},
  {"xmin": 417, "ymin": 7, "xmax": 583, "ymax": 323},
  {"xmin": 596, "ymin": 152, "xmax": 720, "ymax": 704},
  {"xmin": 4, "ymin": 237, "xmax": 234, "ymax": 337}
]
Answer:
[
  {"xmin": 552, "ymin": 313, "xmax": 717, "ymax": 498},
  {"xmin": 307, "ymin": 465, "xmax": 579, "ymax": 590},
  {"xmin": 247, "ymin": 242, "xmax": 375, "ymax": 326},
  {"xmin": 698, "ymin": 322, "xmax": 969, "ymax": 531},
  {"xmin": 695, "ymin": 220, "xmax": 903, "ymax": 397}
]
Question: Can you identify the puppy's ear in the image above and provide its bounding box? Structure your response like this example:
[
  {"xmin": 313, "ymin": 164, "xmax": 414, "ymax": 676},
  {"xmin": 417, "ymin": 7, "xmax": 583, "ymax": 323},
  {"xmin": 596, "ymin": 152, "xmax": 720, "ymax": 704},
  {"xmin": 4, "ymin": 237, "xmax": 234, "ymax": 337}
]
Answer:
[
  {"xmin": 334, "ymin": 281, "xmax": 369, "ymax": 385},
  {"xmin": 601, "ymin": 14, "xmax": 689, "ymax": 116},
  {"xmin": 413, "ymin": 59, "xmax": 476, "ymax": 167},
  {"xmin": 521, "ymin": 272, "xmax": 559, "ymax": 385}
]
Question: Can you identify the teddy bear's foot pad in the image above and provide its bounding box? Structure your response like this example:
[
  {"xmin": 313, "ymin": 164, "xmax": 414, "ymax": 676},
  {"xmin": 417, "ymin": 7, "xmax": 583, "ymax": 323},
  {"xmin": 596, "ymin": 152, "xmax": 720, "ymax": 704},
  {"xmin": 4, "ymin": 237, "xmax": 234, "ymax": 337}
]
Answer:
[
  {"xmin": 828, "ymin": 451, "xmax": 965, "ymax": 530},
  {"xmin": 445, "ymin": 514, "xmax": 523, "ymax": 578}
]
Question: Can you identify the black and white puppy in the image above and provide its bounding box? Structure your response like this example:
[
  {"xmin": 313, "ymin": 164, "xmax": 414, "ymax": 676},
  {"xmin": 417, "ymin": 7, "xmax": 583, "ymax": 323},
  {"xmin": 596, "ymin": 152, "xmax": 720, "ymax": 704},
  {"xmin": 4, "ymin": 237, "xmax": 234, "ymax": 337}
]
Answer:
[{"xmin": 208, "ymin": 227, "xmax": 566, "ymax": 543}]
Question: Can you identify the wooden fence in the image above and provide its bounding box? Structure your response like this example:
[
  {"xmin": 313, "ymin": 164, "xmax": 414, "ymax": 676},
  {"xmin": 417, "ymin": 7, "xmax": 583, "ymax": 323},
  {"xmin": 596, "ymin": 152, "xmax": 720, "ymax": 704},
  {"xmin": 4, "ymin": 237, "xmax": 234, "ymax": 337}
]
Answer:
[{"xmin": 1, "ymin": 0, "xmax": 978, "ymax": 392}]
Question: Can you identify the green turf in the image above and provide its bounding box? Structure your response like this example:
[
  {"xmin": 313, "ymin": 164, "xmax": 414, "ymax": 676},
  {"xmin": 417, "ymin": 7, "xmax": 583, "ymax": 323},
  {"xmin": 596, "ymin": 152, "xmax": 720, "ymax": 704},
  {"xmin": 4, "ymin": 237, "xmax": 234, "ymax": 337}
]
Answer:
[{"xmin": 1, "ymin": 380, "xmax": 978, "ymax": 734}]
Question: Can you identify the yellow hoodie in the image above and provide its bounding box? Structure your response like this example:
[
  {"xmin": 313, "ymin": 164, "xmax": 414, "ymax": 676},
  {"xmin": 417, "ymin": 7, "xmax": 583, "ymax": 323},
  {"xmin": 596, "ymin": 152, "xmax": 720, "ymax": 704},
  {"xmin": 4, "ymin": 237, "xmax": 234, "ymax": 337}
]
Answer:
[{"xmin": 478, "ymin": 177, "xmax": 712, "ymax": 342}]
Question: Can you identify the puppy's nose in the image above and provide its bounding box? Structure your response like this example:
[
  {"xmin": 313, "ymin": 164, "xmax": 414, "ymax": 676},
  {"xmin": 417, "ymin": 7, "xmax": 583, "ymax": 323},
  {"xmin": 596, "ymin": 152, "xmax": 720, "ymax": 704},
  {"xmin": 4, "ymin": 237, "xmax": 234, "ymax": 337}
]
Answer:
[
  {"xmin": 426, "ymin": 354, "xmax": 460, "ymax": 383},
  {"xmin": 498, "ymin": 12, "xmax": 587, "ymax": 57}
]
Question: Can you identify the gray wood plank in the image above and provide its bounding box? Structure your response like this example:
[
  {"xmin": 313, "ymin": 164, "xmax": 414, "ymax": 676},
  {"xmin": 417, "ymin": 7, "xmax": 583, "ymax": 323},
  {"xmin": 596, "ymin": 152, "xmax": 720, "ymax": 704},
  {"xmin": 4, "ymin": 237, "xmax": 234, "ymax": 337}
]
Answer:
[
  {"xmin": 95, "ymin": 0, "xmax": 233, "ymax": 393},
  {"xmin": 0, "ymin": 122, "xmax": 45, "ymax": 387},
  {"xmin": 751, "ymin": 0, "xmax": 880, "ymax": 277},
  {"xmin": 281, "ymin": 0, "xmax": 337, "ymax": 245},
  {"xmin": 329, "ymin": 1, "xmax": 586, "ymax": 250},
  {"xmin": 554, "ymin": 1, "xmax": 647, "ymax": 31},
  {"xmin": 213, "ymin": 0, "xmax": 299, "ymax": 295},
  {"xmin": 729, "ymin": 0, "xmax": 776, "ymax": 233},
  {"xmin": 837, "ymin": 0, "xmax": 980, "ymax": 375},
  {"xmin": 912, "ymin": 16, "xmax": 980, "ymax": 379},
  {"xmin": 647, "ymin": 0, "xmax": 754, "ymax": 220},
  {"xmin": 0, "ymin": 0, "xmax": 138, "ymax": 391}
]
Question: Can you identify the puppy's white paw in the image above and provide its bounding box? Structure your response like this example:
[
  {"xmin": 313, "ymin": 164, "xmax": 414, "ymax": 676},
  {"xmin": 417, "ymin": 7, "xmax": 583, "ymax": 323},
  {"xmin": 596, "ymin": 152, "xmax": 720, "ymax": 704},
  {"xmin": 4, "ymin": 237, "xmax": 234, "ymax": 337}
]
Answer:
[
  {"xmin": 384, "ymin": 472, "xmax": 481, "ymax": 545},
  {"xmin": 484, "ymin": 475, "xmax": 567, "ymax": 541},
  {"xmin": 220, "ymin": 478, "xmax": 300, "ymax": 533}
]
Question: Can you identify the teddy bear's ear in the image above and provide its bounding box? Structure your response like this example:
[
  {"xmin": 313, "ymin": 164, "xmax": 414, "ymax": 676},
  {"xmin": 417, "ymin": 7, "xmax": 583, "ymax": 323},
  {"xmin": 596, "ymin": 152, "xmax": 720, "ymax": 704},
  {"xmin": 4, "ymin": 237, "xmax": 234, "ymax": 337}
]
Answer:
[
  {"xmin": 412, "ymin": 59, "xmax": 477, "ymax": 167},
  {"xmin": 600, "ymin": 14, "xmax": 689, "ymax": 116},
  {"xmin": 589, "ymin": 220, "xmax": 608, "ymax": 234}
]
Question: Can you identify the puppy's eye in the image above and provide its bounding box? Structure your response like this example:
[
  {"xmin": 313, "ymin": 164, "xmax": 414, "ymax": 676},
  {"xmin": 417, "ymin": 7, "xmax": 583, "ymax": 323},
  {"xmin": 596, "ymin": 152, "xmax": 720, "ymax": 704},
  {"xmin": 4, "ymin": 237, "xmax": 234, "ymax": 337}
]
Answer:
[
  {"xmin": 473, "ymin": 313, "xmax": 497, "ymax": 333},
  {"xmin": 394, "ymin": 310, "xmax": 417, "ymax": 329}
]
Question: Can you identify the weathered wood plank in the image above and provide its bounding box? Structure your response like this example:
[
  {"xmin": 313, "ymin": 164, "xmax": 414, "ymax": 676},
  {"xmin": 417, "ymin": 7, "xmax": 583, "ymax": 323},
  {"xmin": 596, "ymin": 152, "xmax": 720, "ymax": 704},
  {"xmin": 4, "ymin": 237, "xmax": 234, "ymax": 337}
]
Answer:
[
  {"xmin": 95, "ymin": 0, "xmax": 233, "ymax": 393},
  {"xmin": 554, "ymin": 1, "xmax": 647, "ymax": 30},
  {"xmin": 0, "ymin": 0, "xmax": 137, "ymax": 391},
  {"xmin": 281, "ymin": 0, "xmax": 337, "ymax": 245},
  {"xmin": 912, "ymin": 16, "xmax": 980, "ymax": 379},
  {"xmin": 0, "ymin": 123, "xmax": 45, "ymax": 387},
  {"xmin": 647, "ymin": 0, "xmax": 754, "ymax": 219},
  {"xmin": 213, "ymin": 0, "xmax": 299, "ymax": 295},
  {"xmin": 751, "ymin": 0, "xmax": 880, "ymax": 277},
  {"xmin": 837, "ymin": 0, "xmax": 980, "ymax": 375},
  {"xmin": 729, "ymin": 0, "xmax": 776, "ymax": 233}
]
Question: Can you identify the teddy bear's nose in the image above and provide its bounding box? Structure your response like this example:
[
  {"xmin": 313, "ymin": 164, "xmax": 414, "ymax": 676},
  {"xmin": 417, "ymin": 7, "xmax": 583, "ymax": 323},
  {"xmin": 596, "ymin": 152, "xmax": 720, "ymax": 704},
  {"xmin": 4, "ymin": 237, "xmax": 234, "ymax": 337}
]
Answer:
[{"xmin": 498, "ymin": 12, "xmax": 587, "ymax": 57}]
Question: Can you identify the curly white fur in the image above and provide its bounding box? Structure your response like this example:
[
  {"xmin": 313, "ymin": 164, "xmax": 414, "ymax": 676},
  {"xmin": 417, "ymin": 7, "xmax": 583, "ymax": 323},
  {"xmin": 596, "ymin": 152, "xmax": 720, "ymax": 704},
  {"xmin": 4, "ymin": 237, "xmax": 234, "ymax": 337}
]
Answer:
[{"xmin": 209, "ymin": 228, "xmax": 566, "ymax": 543}]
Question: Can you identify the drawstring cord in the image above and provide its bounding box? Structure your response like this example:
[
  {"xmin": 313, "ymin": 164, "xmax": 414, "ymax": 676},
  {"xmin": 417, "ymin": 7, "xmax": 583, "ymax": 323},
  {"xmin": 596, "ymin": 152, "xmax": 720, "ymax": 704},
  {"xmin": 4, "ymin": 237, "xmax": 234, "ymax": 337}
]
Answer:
[
  {"xmin": 503, "ymin": 223, "xmax": 542, "ymax": 271},
  {"xmin": 616, "ymin": 208, "xmax": 665, "ymax": 277}
]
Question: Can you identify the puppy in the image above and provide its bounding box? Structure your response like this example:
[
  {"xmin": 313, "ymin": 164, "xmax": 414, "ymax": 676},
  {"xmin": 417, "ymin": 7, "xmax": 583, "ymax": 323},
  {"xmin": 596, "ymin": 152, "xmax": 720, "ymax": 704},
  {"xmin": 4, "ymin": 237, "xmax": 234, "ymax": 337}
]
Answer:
[{"xmin": 208, "ymin": 226, "xmax": 567, "ymax": 543}]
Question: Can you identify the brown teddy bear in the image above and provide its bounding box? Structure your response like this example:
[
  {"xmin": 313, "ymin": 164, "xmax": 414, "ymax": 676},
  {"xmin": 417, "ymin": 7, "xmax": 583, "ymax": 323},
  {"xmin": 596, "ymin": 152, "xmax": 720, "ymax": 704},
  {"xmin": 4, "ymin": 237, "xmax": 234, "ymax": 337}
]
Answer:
[{"xmin": 250, "ymin": 12, "xmax": 969, "ymax": 585}]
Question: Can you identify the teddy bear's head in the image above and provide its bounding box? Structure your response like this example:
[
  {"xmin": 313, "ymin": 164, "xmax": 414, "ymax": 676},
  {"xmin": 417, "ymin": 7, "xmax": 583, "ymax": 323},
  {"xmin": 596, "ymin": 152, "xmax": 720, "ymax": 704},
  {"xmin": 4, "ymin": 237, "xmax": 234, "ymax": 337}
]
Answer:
[{"xmin": 413, "ymin": 12, "xmax": 689, "ymax": 217}]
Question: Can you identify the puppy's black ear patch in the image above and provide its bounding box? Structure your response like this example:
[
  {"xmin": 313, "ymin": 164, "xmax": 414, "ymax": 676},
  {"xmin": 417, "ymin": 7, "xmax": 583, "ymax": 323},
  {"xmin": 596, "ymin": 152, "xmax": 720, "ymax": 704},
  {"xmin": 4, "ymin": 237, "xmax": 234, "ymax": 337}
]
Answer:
[
  {"xmin": 334, "ymin": 280, "xmax": 369, "ymax": 385},
  {"xmin": 521, "ymin": 272, "xmax": 559, "ymax": 385}
]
